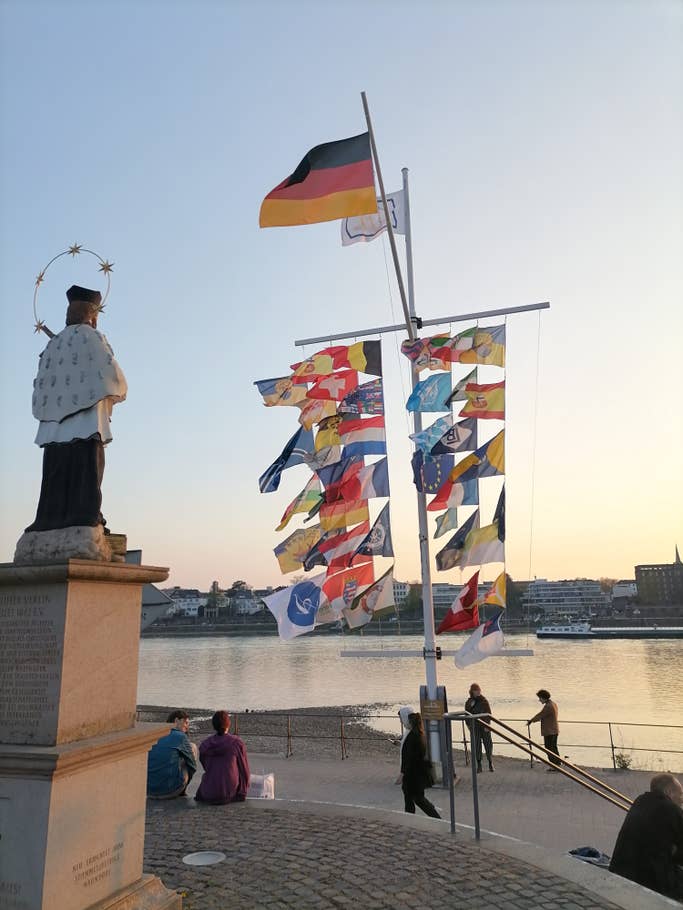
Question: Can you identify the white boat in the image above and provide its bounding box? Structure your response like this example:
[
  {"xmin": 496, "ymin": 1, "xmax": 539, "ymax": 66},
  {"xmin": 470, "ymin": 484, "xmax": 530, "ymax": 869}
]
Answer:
[{"xmin": 536, "ymin": 622, "xmax": 683, "ymax": 640}]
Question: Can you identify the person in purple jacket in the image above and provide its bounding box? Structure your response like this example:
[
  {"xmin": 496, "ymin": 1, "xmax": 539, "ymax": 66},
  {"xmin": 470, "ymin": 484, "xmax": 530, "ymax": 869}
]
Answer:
[{"xmin": 195, "ymin": 710, "xmax": 250, "ymax": 805}]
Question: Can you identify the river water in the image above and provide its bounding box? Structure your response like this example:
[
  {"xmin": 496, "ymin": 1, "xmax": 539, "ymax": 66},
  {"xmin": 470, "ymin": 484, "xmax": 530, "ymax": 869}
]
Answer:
[{"xmin": 138, "ymin": 633, "xmax": 683, "ymax": 771}]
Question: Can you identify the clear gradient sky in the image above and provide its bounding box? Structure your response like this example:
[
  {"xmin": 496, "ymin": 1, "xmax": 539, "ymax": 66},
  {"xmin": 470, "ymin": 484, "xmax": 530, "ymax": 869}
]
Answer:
[{"xmin": 1, "ymin": 0, "xmax": 681, "ymax": 590}]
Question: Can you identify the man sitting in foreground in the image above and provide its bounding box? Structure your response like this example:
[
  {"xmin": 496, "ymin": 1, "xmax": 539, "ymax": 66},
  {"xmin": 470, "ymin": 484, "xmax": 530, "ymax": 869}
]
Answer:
[
  {"xmin": 609, "ymin": 772, "xmax": 683, "ymax": 900},
  {"xmin": 146, "ymin": 710, "xmax": 198, "ymax": 799}
]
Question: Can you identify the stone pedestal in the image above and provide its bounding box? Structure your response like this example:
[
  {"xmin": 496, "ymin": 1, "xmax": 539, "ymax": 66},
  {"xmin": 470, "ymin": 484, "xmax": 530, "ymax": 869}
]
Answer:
[{"xmin": 0, "ymin": 561, "xmax": 181, "ymax": 910}]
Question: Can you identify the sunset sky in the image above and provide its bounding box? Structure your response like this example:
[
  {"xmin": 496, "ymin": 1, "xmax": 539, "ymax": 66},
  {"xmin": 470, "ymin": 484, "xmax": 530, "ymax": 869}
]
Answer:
[{"xmin": 1, "ymin": 0, "xmax": 681, "ymax": 590}]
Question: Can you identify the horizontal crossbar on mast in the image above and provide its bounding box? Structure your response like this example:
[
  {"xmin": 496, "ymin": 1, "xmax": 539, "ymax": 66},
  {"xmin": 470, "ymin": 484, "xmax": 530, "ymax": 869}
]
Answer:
[
  {"xmin": 339, "ymin": 649, "xmax": 534, "ymax": 658},
  {"xmin": 294, "ymin": 301, "xmax": 550, "ymax": 346}
]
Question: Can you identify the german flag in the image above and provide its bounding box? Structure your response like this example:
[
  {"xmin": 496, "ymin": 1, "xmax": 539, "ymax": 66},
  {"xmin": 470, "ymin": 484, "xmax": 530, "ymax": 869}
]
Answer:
[{"xmin": 259, "ymin": 132, "xmax": 377, "ymax": 228}]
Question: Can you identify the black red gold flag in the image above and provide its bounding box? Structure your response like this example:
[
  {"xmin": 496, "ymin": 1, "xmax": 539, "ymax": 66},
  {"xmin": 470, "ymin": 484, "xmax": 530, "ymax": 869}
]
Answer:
[{"xmin": 260, "ymin": 132, "xmax": 377, "ymax": 228}]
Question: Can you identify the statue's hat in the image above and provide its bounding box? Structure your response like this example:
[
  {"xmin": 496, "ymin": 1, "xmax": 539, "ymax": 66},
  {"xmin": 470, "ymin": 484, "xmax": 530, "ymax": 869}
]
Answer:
[{"xmin": 66, "ymin": 285, "xmax": 102, "ymax": 305}]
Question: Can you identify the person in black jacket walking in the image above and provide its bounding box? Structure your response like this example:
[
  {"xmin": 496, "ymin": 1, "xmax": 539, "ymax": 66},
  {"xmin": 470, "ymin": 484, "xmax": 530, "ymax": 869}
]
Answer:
[
  {"xmin": 464, "ymin": 683, "xmax": 495, "ymax": 772},
  {"xmin": 400, "ymin": 712, "xmax": 441, "ymax": 818}
]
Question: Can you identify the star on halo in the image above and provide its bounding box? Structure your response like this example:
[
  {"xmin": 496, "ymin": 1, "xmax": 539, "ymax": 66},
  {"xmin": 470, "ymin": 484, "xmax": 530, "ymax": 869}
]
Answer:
[
  {"xmin": 34, "ymin": 320, "xmax": 46, "ymax": 334},
  {"xmin": 35, "ymin": 271, "xmax": 45, "ymax": 287},
  {"xmin": 98, "ymin": 260, "xmax": 113, "ymax": 274},
  {"xmin": 68, "ymin": 243, "xmax": 82, "ymax": 256}
]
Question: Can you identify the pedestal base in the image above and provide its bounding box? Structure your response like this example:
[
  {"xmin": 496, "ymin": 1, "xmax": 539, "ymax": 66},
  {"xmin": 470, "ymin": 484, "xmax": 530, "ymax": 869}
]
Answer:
[
  {"xmin": 0, "ymin": 725, "xmax": 173, "ymax": 910},
  {"xmin": 90, "ymin": 875, "xmax": 180, "ymax": 910},
  {"xmin": 14, "ymin": 526, "xmax": 114, "ymax": 565}
]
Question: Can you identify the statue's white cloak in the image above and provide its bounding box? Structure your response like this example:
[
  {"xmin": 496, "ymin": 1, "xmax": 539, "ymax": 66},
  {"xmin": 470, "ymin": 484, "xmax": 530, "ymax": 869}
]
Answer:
[{"xmin": 32, "ymin": 324, "xmax": 127, "ymax": 423}]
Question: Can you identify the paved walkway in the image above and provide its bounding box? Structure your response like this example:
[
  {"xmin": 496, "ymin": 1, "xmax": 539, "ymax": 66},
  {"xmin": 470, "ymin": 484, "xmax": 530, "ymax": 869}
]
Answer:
[{"xmin": 142, "ymin": 752, "xmax": 674, "ymax": 909}]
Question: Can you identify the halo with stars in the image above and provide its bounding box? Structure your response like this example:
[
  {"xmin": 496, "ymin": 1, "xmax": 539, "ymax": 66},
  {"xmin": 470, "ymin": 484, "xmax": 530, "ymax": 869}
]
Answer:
[{"xmin": 32, "ymin": 244, "xmax": 113, "ymax": 336}]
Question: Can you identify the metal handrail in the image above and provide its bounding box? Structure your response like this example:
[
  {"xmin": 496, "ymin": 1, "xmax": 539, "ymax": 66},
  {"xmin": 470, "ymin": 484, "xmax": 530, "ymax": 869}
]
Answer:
[{"xmin": 444, "ymin": 711, "xmax": 633, "ymax": 839}]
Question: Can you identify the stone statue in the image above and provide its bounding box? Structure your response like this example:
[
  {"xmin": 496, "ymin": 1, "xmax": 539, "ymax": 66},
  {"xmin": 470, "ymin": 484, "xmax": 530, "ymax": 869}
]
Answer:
[{"xmin": 14, "ymin": 285, "xmax": 127, "ymax": 564}]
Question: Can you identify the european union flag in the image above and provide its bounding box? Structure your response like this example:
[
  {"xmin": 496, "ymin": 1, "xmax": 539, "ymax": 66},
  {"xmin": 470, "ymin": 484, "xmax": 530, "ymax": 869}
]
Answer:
[{"xmin": 411, "ymin": 451, "xmax": 455, "ymax": 493}]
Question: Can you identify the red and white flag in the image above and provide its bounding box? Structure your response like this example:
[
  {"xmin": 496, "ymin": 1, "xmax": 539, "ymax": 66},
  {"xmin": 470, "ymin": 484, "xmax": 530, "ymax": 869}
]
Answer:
[
  {"xmin": 436, "ymin": 571, "xmax": 480, "ymax": 634},
  {"xmin": 307, "ymin": 370, "xmax": 359, "ymax": 401}
]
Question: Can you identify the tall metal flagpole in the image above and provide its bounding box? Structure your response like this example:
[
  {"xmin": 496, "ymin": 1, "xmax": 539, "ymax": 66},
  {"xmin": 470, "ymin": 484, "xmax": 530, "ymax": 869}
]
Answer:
[
  {"xmin": 402, "ymin": 167, "xmax": 442, "ymax": 765},
  {"xmin": 361, "ymin": 87, "xmax": 442, "ymax": 764}
]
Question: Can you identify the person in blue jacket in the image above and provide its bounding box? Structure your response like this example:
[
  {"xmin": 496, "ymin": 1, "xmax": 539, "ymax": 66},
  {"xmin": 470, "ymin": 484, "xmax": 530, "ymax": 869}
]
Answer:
[{"xmin": 147, "ymin": 710, "xmax": 198, "ymax": 799}]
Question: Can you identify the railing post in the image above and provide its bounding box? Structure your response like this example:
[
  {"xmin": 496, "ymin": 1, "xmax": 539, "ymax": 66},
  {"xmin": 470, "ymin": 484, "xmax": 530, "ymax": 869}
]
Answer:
[
  {"xmin": 608, "ymin": 722, "xmax": 616, "ymax": 770},
  {"xmin": 469, "ymin": 721, "xmax": 481, "ymax": 840},
  {"xmin": 462, "ymin": 720, "xmax": 470, "ymax": 766},
  {"xmin": 233, "ymin": 714, "xmax": 239, "ymax": 736},
  {"xmin": 340, "ymin": 715, "xmax": 347, "ymax": 759},
  {"xmin": 445, "ymin": 718, "xmax": 456, "ymax": 836},
  {"xmin": 287, "ymin": 714, "xmax": 293, "ymax": 757},
  {"xmin": 527, "ymin": 723, "xmax": 533, "ymax": 768}
]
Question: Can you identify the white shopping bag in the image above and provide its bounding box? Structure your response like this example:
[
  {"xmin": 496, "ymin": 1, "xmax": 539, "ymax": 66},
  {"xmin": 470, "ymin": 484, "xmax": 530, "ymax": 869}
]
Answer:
[{"xmin": 247, "ymin": 773, "xmax": 275, "ymax": 799}]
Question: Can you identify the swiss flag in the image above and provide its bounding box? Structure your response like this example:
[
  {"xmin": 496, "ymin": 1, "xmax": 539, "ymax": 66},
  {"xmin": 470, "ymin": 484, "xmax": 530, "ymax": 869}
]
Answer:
[
  {"xmin": 307, "ymin": 370, "xmax": 359, "ymax": 401},
  {"xmin": 436, "ymin": 571, "xmax": 480, "ymax": 634}
]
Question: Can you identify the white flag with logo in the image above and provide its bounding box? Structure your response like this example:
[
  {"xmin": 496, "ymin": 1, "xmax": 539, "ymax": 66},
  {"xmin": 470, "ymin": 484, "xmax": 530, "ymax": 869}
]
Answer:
[
  {"xmin": 263, "ymin": 573, "xmax": 328, "ymax": 641},
  {"xmin": 341, "ymin": 190, "xmax": 405, "ymax": 246}
]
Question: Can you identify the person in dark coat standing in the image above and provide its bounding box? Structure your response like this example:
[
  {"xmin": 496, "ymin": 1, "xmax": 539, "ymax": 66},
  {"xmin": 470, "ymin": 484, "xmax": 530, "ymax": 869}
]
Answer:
[
  {"xmin": 195, "ymin": 711, "xmax": 250, "ymax": 805},
  {"xmin": 609, "ymin": 773, "xmax": 683, "ymax": 900},
  {"xmin": 528, "ymin": 689, "xmax": 561, "ymax": 770},
  {"xmin": 400, "ymin": 712, "xmax": 441, "ymax": 819},
  {"xmin": 464, "ymin": 683, "xmax": 495, "ymax": 772}
]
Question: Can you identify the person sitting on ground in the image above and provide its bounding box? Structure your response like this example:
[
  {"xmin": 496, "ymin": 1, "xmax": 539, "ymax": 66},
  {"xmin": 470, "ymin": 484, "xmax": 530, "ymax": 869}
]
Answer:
[
  {"xmin": 609, "ymin": 773, "xmax": 683, "ymax": 900},
  {"xmin": 195, "ymin": 710, "xmax": 250, "ymax": 805},
  {"xmin": 464, "ymin": 683, "xmax": 495, "ymax": 773},
  {"xmin": 400, "ymin": 711, "xmax": 441, "ymax": 819},
  {"xmin": 528, "ymin": 689, "xmax": 561, "ymax": 770},
  {"xmin": 146, "ymin": 710, "xmax": 198, "ymax": 799}
]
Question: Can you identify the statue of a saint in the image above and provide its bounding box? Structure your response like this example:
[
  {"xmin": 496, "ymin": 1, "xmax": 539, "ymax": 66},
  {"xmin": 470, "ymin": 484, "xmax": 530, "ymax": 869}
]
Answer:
[{"xmin": 15, "ymin": 285, "xmax": 127, "ymax": 563}]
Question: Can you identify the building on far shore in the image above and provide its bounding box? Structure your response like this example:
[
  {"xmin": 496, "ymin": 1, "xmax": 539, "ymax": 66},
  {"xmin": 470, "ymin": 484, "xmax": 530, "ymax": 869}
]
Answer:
[
  {"xmin": 522, "ymin": 578, "xmax": 609, "ymax": 619},
  {"xmin": 635, "ymin": 548, "xmax": 683, "ymax": 606},
  {"xmin": 163, "ymin": 587, "xmax": 207, "ymax": 617}
]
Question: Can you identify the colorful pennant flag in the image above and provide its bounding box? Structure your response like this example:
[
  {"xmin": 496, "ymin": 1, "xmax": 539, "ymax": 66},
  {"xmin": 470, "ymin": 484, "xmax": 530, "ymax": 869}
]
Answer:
[
  {"xmin": 258, "ymin": 427, "xmax": 315, "ymax": 494},
  {"xmin": 452, "ymin": 430, "xmax": 505, "ymax": 484},
  {"xmin": 292, "ymin": 341, "xmax": 382, "ymax": 382},
  {"xmin": 338, "ymin": 378, "xmax": 384, "ymax": 416},
  {"xmin": 459, "ymin": 381, "xmax": 505, "ymax": 420},
  {"xmin": 346, "ymin": 340, "xmax": 382, "ymax": 377},
  {"xmin": 435, "ymin": 510, "xmax": 480, "ymax": 571},
  {"xmin": 276, "ymin": 475, "xmax": 323, "ymax": 531},
  {"xmin": 454, "ymin": 521, "xmax": 505, "ymax": 570},
  {"xmin": 315, "ymin": 415, "xmax": 343, "ymax": 450},
  {"xmin": 483, "ymin": 572, "xmax": 506, "ymax": 609},
  {"xmin": 445, "ymin": 368, "xmax": 478, "ymax": 405},
  {"xmin": 339, "ymin": 457, "xmax": 390, "ymax": 501},
  {"xmin": 319, "ymin": 498, "xmax": 369, "ymax": 532},
  {"xmin": 401, "ymin": 334, "xmax": 451, "ymax": 371},
  {"xmin": 259, "ymin": 132, "xmax": 377, "ymax": 228},
  {"xmin": 436, "ymin": 571, "xmax": 480, "ymax": 634},
  {"xmin": 323, "ymin": 562, "xmax": 375, "ymax": 615},
  {"xmin": 410, "ymin": 415, "xmax": 454, "ymax": 453},
  {"xmin": 411, "ymin": 451, "xmax": 454, "ymax": 494},
  {"xmin": 430, "ymin": 417, "xmax": 478, "ymax": 456},
  {"xmin": 406, "ymin": 374, "xmax": 452, "ymax": 413},
  {"xmin": 493, "ymin": 486, "xmax": 505, "ymax": 542},
  {"xmin": 298, "ymin": 398, "xmax": 338, "ymax": 430},
  {"xmin": 456, "ymin": 324, "xmax": 506, "ymax": 367},
  {"xmin": 434, "ymin": 508, "xmax": 459, "ymax": 539},
  {"xmin": 308, "ymin": 370, "xmax": 359, "ymax": 401},
  {"xmin": 274, "ymin": 526, "xmax": 322, "ymax": 574},
  {"xmin": 343, "ymin": 565, "xmax": 395, "ymax": 628},
  {"xmin": 303, "ymin": 521, "xmax": 371, "ymax": 570},
  {"xmin": 303, "ymin": 445, "xmax": 342, "ymax": 471},
  {"xmin": 339, "ymin": 416, "xmax": 386, "ymax": 457},
  {"xmin": 427, "ymin": 476, "xmax": 479, "ymax": 512},
  {"xmin": 454, "ymin": 610, "xmax": 505, "ymax": 668},
  {"xmin": 341, "ymin": 190, "xmax": 404, "ymax": 245},
  {"xmin": 254, "ymin": 376, "xmax": 309, "ymax": 408},
  {"xmin": 263, "ymin": 574, "xmax": 328, "ymax": 640},
  {"xmin": 354, "ymin": 502, "xmax": 393, "ymax": 557},
  {"xmin": 317, "ymin": 455, "xmax": 363, "ymax": 501}
]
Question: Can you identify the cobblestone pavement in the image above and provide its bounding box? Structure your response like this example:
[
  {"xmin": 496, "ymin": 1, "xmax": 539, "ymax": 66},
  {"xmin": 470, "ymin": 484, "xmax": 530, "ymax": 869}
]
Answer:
[{"xmin": 144, "ymin": 799, "xmax": 621, "ymax": 910}]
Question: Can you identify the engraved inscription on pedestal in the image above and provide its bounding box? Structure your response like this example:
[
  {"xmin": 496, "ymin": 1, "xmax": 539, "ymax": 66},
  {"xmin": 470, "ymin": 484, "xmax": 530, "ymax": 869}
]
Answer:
[{"xmin": 0, "ymin": 588, "xmax": 64, "ymax": 745}]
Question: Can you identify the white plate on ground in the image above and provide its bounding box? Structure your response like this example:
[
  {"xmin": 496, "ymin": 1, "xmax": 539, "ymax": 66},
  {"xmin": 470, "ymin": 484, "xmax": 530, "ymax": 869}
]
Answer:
[{"xmin": 182, "ymin": 851, "xmax": 226, "ymax": 866}]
